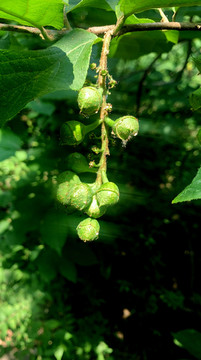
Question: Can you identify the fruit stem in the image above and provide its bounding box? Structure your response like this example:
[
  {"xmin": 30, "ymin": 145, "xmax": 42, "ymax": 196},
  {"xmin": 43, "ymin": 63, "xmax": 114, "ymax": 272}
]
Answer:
[
  {"xmin": 104, "ymin": 116, "xmax": 115, "ymax": 127},
  {"xmin": 96, "ymin": 30, "xmax": 113, "ymax": 187},
  {"xmin": 101, "ymin": 170, "xmax": 109, "ymax": 183},
  {"xmin": 85, "ymin": 118, "xmax": 103, "ymax": 134}
]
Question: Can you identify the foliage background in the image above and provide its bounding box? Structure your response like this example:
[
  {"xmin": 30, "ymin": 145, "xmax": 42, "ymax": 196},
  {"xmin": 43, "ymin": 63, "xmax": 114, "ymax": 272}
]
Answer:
[{"xmin": 1, "ymin": 3, "xmax": 201, "ymax": 360}]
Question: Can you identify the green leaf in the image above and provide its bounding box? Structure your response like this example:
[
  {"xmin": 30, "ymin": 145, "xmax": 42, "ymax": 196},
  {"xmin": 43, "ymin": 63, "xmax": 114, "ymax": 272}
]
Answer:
[
  {"xmin": 54, "ymin": 29, "xmax": 99, "ymax": 90},
  {"xmin": 193, "ymin": 54, "xmax": 201, "ymax": 73},
  {"xmin": 36, "ymin": 248, "xmax": 58, "ymax": 282},
  {"xmin": 0, "ymin": 218, "xmax": 11, "ymax": 234},
  {"xmin": 0, "ymin": 0, "xmax": 63, "ymax": 29},
  {"xmin": 0, "ymin": 29, "xmax": 97, "ymax": 126},
  {"xmin": 110, "ymin": 31, "xmax": 172, "ymax": 60},
  {"xmin": 0, "ymin": 129, "xmax": 22, "ymax": 161},
  {"xmin": 105, "ymin": 0, "xmax": 119, "ymax": 10},
  {"xmin": 65, "ymin": 242, "xmax": 98, "ymax": 266},
  {"xmin": 173, "ymin": 329, "xmax": 201, "ymax": 359},
  {"xmin": 119, "ymin": 0, "xmax": 201, "ymax": 17},
  {"xmin": 164, "ymin": 30, "xmax": 179, "ymax": 44},
  {"xmin": 67, "ymin": 0, "xmax": 113, "ymax": 12},
  {"xmin": 59, "ymin": 259, "xmax": 77, "ymax": 283},
  {"xmin": 54, "ymin": 344, "xmax": 67, "ymax": 360},
  {"xmin": 40, "ymin": 212, "xmax": 69, "ymax": 255},
  {"xmin": 0, "ymin": 0, "xmax": 64, "ymax": 29},
  {"xmin": 172, "ymin": 167, "xmax": 201, "ymax": 203},
  {"xmin": 190, "ymin": 87, "xmax": 201, "ymax": 110}
]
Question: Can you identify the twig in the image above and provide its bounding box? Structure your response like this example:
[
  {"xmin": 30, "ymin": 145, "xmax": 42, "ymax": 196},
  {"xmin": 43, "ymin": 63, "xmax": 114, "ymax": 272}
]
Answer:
[
  {"xmin": 96, "ymin": 29, "xmax": 114, "ymax": 186},
  {"xmin": 118, "ymin": 22, "xmax": 201, "ymax": 35},
  {"xmin": 0, "ymin": 23, "xmax": 68, "ymax": 40},
  {"xmin": 1, "ymin": 21, "xmax": 201, "ymax": 40},
  {"xmin": 158, "ymin": 8, "xmax": 169, "ymax": 22}
]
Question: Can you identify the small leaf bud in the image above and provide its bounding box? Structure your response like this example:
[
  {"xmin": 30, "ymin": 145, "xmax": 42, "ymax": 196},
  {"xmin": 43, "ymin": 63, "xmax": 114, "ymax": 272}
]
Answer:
[{"xmin": 90, "ymin": 63, "xmax": 97, "ymax": 70}]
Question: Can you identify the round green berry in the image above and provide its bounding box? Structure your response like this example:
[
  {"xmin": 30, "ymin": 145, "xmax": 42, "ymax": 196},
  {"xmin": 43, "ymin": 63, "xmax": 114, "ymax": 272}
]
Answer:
[
  {"xmin": 60, "ymin": 121, "xmax": 85, "ymax": 146},
  {"xmin": 56, "ymin": 171, "xmax": 80, "ymax": 206},
  {"xmin": 76, "ymin": 218, "xmax": 100, "ymax": 241},
  {"xmin": 96, "ymin": 182, "xmax": 119, "ymax": 207},
  {"xmin": 69, "ymin": 183, "xmax": 93, "ymax": 211},
  {"xmin": 67, "ymin": 152, "xmax": 92, "ymax": 173},
  {"xmin": 112, "ymin": 116, "xmax": 139, "ymax": 141},
  {"xmin": 77, "ymin": 86, "xmax": 102, "ymax": 116},
  {"xmin": 57, "ymin": 170, "xmax": 81, "ymax": 185}
]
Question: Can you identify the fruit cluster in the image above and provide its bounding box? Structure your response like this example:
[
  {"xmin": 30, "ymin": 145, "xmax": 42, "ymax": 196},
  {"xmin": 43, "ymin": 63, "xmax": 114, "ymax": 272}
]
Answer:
[{"xmin": 58, "ymin": 83, "xmax": 139, "ymax": 242}]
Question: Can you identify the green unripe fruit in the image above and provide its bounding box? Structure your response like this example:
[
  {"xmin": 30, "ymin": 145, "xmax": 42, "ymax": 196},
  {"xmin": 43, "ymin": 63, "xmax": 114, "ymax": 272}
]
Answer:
[
  {"xmin": 84, "ymin": 195, "xmax": 107, "ymax": 218},
  {"xmin": 57, "ymin": 170, "xmax": 80, "ymax": 185},
  {"xmin": 60, "ymin": 121, "xmax": 85, "ymax": 145},
  {"xmin": 56, "ymin": 171, "xmax": 80, "ymax": 206},
  {"xmin": 78, "ymin": 86, "xmax": 102, "ymax": 116},
  {"xmin": 112, "ymin": 116, "xmax": 139, "ymax": 141},
  {"xmin": 96, "ymin": 182, "xmax": 119, "ymax": 207},
  {"xmin": 69, "ymin": 183, "xmax": 93, "ymax": 211},
  {"xmin": 67, "ymin": 152, "xmax": 96, "ymax": 173},
  {"xmin": 76, "ymin": 218, "xmax": 100, "ymax": 241}
]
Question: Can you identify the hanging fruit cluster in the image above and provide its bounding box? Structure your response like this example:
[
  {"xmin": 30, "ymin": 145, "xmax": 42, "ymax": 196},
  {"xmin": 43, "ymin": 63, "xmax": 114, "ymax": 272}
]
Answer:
[
  {"xmin": 56, "ymin": 78, "xmax": 139, "ymax": 242},
  {"xmin": 57, "ymin": 28, "xmax": 139, "ymax": 242}
]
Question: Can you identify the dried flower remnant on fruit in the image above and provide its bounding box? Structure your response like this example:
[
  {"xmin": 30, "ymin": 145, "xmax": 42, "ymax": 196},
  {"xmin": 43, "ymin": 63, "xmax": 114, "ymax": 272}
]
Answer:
[
  {"xmin": 78, "ymin": 86, "xmax": 102, "ymax": 116},
  {"xmin": 85, "ymin": 195, "xmax": 107, "ymax": 218},
  {"xmin": 76, "ymin": 218, "xmax": 100, "ymax": 241}
]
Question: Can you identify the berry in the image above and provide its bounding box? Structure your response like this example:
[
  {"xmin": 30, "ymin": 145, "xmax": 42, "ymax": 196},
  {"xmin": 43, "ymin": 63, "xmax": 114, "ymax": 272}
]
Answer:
[
  {"xmin": 112, "ymin": 116, "xmax": 139, "ymax": 141},
  {"xmin": 96, "ymin": 182, "xmax": 119, "ymax": 207},
  {"xmin": 56, "ymin": 171, "xmax": 80, "ymax": 206},
  {"xmin": 77, "ymin": 86, "xmax": 102, "ymax": 116},
  {"xmin": 76, "ymin": 218, "xmax": 100, "ymax": 241},
  {"xmin": 60, "ymin": 121, "xmax": 85, "ymax": 145},
  {"xmin": 69, "ymin": 183, "xmax": 93, "ymax": 211},
  {"xmin": 67, "ymin": 152, "xmax": 95, "ymax": 173}
]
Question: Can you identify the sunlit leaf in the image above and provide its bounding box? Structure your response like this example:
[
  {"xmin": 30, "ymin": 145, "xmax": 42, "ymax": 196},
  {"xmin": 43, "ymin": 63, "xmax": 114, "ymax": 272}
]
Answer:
[
  {"xmin": 119, "ymin": 0, "xmax": 201, "ymax": 17},
  {"xmin": 0, "ymin": 29, "xmax": 97, "ymax": 126},
  {"xmin": 172, "ymin": 167, "xmax": 201, "ymax": 203},
  {"xmin": 173, "ymin": 329, "xmax": 201, "ymax": 359},
  {"xmin": 0, "ymin": 0, "xmax": 64, "ymax": 28}
]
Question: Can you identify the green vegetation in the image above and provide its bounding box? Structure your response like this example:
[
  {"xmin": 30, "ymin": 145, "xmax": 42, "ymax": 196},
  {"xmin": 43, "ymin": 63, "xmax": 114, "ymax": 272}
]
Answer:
[{"xmin": 1, "ymin": 1, "xmax": 201, "ymax": 359}]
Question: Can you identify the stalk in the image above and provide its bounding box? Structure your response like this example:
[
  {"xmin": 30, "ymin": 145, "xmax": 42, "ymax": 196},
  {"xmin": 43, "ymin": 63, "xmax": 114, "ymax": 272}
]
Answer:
[{"xmin": 95, "ymin": 29, "xmax": 113, "ymax": 186}]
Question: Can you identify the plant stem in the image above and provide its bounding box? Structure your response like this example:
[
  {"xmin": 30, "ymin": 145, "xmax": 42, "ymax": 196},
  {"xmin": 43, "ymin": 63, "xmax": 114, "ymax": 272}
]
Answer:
[
  {"xmin": 39, "ymin": 26, "xmax": 54, "ymax": 41},
  {"xmin": 158, "ymin": 8, "xmax": 169, "ymax": 22},
  {"xmin": 85, "ymin": 118, "xmax": 103, "ymax": 134},
  {"xmin": 104, "ymin": 116, "xmax": 115, "ymax": 127},
  {"xmin": 1, "ymin": 22, "xmax": 201, "ymax": 39},
  {"xmin": 96, "ymin": 29, "xmax": 113, "ymax": 186}
]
